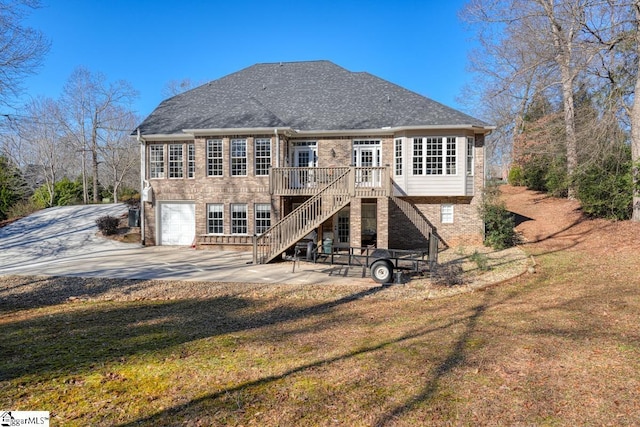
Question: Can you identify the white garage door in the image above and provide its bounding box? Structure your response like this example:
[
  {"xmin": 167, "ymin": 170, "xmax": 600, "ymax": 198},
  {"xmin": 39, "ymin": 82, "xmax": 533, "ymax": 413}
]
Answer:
[{"xmin": 159, "ymin": 202, "xmax": 195, "ymax": 246}]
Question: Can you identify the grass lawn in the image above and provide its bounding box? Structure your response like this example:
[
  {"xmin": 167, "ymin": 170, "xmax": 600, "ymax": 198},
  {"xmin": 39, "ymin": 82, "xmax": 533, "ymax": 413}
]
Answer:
[{"xmin": 1, "ymin": 245, "xmax": 639, "ymax": 426}]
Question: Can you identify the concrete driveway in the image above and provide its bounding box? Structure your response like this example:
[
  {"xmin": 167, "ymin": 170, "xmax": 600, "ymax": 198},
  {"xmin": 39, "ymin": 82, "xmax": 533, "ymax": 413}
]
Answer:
[{"xmin": 0, "ymin": 204, "xmax": 371, "ymax": 285}]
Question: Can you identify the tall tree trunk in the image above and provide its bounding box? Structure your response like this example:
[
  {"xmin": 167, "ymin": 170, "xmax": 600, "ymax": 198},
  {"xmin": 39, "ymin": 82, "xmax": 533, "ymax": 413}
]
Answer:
[
  {"xmin": 81, "ymin": 147, "xmax": 88, "ymax": 204},
  {"xmin": 92, "ymin": 120, "xmax": 99, "ymax": 203},
  {"xmin": 632, "ymin": 1, "xmax": 640, "ymax": 221},
  {"xmin": 560, "ymin": 66, "xmax": 578, "ymax": 199},
  {"xmin": 544, "ymin": 0, "xmax": 579, "ymax": 199}
]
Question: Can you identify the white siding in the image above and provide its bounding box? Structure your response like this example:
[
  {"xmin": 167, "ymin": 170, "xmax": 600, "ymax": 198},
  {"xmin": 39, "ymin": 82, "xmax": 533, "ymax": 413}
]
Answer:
[{"xmin": 394, "ymin": 136, "xmax": 468, "ymax": 196}]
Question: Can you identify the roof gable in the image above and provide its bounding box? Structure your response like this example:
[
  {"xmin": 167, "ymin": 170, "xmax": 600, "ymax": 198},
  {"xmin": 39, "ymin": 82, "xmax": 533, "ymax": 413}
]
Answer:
[{"xmin": 137, "ymin": 60, "xmax": 489, "ymax": 135}]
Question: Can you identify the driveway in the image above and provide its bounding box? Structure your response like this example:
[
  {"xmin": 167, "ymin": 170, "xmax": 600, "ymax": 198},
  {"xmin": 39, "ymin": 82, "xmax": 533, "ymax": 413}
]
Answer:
[{"xmin": 0, "ymin": 204, "xmax": 371, "ymax": 285}]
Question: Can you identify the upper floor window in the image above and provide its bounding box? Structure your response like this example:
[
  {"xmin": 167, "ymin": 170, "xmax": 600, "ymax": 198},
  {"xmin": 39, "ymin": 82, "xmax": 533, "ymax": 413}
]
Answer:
[
  {"xmin": 149, "ymin": 145, "xmax": 164, "ymax": 179},
  {"xmin": 412, "ymin": 138, "xmax": 423, "ymax": 175},
  {"xmin": 187, "ymin": 143, "xmax": 195, "ymax": 178},
  {"xmin": 231, "ymin": 139, "xmax": 247, "ymax": 176},
  {"xmin": 207, "ymin": 139, "xmax": 223, "ymax": 177},
  {"xmin": 466, "ymin": 137, "xmax": 475, "ymax": 176},
  {"xmin": 425, "ymin": 137, "xmax": 443, "ymax": 175},
  {"xmin": 255, "ymin": 138, "xmax": 271, "ymax": 176},
  {"xmin": 394, "ymin": 138, "xmax": 403, "ymax": 176},
  {"xmin": 255, "ymin": 203, "xmax": 271, "ymax": 235},
  {"xmin": 412, "ymin": 137, "xmax": 458, "ymax": 176},
  {"xmin": 446, "ymin": 137, "xmax": 456, "ymax": 175},
  {"xmin": 231, "ymin": 203, "xmax": 247, "ymax": 234},
  {"xmin": 169, "ymin": 143, "xmax": 184, "ymax": 178}
]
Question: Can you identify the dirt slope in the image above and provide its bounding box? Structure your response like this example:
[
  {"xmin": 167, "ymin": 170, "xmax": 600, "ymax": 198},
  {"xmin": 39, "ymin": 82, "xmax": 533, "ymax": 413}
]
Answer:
[{"xmin": 501, "ymin": 185, "xmax": 640, "ymax": 256}]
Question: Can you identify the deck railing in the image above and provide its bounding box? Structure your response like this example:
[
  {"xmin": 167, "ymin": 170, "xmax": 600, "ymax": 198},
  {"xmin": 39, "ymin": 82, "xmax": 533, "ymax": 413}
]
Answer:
[{"xmin": 270, "ymin": 166, "xmax": 390, "ymax": 197}]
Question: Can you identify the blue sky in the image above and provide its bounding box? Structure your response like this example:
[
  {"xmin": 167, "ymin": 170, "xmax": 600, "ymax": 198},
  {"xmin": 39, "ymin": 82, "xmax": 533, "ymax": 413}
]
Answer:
[{"xmin": 21, "ymin": 0, "xmax": 476, "ymax": 120}]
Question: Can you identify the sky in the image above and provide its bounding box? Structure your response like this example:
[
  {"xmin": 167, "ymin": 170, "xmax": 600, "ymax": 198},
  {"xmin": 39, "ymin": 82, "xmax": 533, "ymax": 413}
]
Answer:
[{"xmin": 19, "ymin": 0, "xmax": 478, "ymax": 121}]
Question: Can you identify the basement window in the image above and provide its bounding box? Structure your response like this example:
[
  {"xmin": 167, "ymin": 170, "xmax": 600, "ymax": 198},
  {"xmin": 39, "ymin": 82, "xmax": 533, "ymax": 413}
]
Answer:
[{"xmin": 441, "ymin": 204, "xmax": 454, "ymax": 224}]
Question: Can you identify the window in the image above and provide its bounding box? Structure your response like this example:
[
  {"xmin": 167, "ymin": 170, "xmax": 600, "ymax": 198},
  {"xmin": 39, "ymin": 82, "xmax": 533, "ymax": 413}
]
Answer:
[
  {"xmin": 207, "ymin": 204, "xmax": 224, "ymax": 234},
  {"xmin": 231, "ymin": 139, "xmax": 247, "ymax": 176},
  {"xmin": 187, "ymin": 143, "xmax": 195, "ymax": 178},
  {"xmin": 412, "ymin": 138, "xmax": 423, "ymax": 175},
  {"xmin": 441, "ymin": 204, "xmax": 454, "ymax": 224},
  {"xmin": 207, "ymin": 139, "xmax": 223, "ymax": 177},
  {"xmin": 446, "ymin": 137, "xmax": 456, "ymax": 175},
  {"xmin": 255, "ymin": 203, "xmax": 271, "ymax": 234},
  {"xmin": 394, "ymin": 138, "xmax": 403, "ymax": 176},
  {"xmin": 255, "ymin": 138, "xmax": 271, "ymax": 176},
  {"xmin": 425, "ymin": 137, "xmax": 443, "ymax": 175},
  {"xmin": 412, "ymin": 137, "xmax": 458, "ymax": 176},
  {"xmin": 231, "ymin": 204, "xmax": 247, "ymax": 234},
  {"xmin": 149, "ymin": 145, "xmax": 164, "ymax": 179},
  {"xmin": 466, "ymin": 137, "xmax": 475, "ymax": 176},
  {"xmin": 169, "ymin": 143, "xmax": 184, "ymax": 178}
]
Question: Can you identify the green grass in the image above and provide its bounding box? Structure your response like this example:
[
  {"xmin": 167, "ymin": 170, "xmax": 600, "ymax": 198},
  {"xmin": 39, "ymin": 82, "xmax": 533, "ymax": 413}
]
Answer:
[{"xmin": 1, "ymin": 246, "xmax": 640, "ymax": 426}]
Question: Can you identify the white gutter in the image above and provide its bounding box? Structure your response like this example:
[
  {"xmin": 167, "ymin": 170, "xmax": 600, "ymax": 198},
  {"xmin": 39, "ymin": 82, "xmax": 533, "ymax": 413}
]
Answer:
[
  {"xmin": 289, "ymin": 124, "xmax": 496, "ymax": 137},
  {"xmin": 140, "ymin": 124, "xmax": 494, "ymax": 141}
]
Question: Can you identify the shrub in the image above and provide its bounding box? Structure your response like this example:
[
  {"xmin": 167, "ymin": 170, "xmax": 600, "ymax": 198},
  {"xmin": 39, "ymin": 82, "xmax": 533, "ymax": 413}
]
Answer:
[
  {"xmin": 469, "ymin": 250, "xmax": 490, "ymax": 272},
  {"xmin": 575, "ymin": 149, "xmax": 632, "ymax": 220},
  {"xmin": 507, "ymin": 165, "xmax": 524, "ymax": 186},
  {"xmin": 6, "ymin": 199, "xmax": 39, "ymax": 219},
  {"xmin": 96, "ymin": 215, "xmax": 120, "ymax": 235},
  {"xmin": 0, "ymin": 155, "xmax": 29, "ymax": 220},
  {"xmin": 480, "ymin": 182, "xmax": 519, "ymax": 250},
  {"xmin": 32, "ymin": 177, "xmax": 83, "ymax": 209}
]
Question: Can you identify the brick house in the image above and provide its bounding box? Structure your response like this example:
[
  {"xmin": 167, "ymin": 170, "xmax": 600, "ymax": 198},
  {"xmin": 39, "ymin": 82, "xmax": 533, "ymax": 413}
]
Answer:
[{"xmin": 134, "ymin": 61, "xmax": 493, "ymax": 263}]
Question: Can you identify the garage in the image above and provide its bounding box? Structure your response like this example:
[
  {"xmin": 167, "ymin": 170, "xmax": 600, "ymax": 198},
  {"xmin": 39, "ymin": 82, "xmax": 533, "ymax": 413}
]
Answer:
[{"xmin": 158, "ymin": 202, "xmax": 196, "ymax": 246}]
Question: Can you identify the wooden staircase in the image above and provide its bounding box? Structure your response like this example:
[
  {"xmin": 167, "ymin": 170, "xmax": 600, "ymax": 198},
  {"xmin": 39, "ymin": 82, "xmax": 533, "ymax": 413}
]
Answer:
[
  {"xmin": 254, "ymin": 168, "xmax": 354, "ymax": 264},
  {"xmin": 389, "ymin": 195, "xmax": 440, "ymax": 266}
]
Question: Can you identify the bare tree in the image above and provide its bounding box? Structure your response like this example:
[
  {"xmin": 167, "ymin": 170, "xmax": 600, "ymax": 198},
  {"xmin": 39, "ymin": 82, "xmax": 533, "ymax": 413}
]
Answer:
[
  {"xmin": 632, "ymin": 1, "xmax": 640, "ymax": 221},
  {"xmin": 579, "ymin": 1, "xmax": 640, "ymax": 221},
  {"xmin": 0, "ymin": 0, "xmax": 49, "ymax": 108},
  {"xmin": 98, "ymin": 107, "xmax": 140, "ymax": 203},
  {"xmin": 59, "ymin": 67, "xmax": 138, "ymax": 203},
  {"xmin": 462, "ymin": 0, "xmax": 601, "ymax": 198},
  {"xmin": 14, "ymin": 97, "xmax": 66, "ymax": 206}
]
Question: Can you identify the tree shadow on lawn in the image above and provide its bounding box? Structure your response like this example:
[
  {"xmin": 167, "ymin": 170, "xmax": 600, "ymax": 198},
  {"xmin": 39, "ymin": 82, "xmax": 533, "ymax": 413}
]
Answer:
[
  {"xmin": 0, "ymin": 283, "xmax": 391, "ymax": 383},
  {"xmin": 111, "ymin": 289, "xmax": 499, "ymax": 427}
]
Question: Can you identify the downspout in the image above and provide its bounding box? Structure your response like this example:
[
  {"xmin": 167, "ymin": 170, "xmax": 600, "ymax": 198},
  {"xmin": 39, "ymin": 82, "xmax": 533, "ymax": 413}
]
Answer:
[
  {"xmin": 137, "ymin": 128, "xmax": 146, "ymax": 246},
  {"xmin": 274, "ymin": 128, "xmax": 280, "ymax": 168}
]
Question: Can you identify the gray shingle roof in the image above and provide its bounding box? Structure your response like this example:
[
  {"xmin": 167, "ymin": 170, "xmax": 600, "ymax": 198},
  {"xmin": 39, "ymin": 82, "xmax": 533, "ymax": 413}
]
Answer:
[{"xmin": 137, "ymin": 60, "xmax": 490, "ymax": 135}]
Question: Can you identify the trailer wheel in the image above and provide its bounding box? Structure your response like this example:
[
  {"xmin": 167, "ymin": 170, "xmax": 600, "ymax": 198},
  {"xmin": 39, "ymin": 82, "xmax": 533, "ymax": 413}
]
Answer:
[{"xmin": 370, "ymin": 260, "xmax": 393, "ymax": 284}]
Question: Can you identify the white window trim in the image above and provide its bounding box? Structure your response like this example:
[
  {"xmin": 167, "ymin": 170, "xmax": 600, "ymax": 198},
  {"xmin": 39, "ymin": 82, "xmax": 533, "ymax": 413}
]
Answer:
[
  {"xmin": 255, "ymin": 138, "xmax": 272, "ymax": 176},
  {"xmin": 168, "ymin": 143, "xmax": 184, "ymax": 179},
  {"xmin": 412, "ymin": 136, "xmax": 460, "ymax": 176},
  {"xmin": 207, "ymin": 203, "xmax": 224, "ymax": 235},
  {"xmin": 394, "ymin": 138, "xmax": 403, "ymax": 176},
  {"xmin": 441, "ymin": 204, "xmax": 454, "ymax": 224},
  {"xmin": 231, "ymin": 203, "xmax": 248, "ymax": 235},
  {"xmin": 149, "ymin": 145, "xmax": 165, "ymax": 179},
  {"xmin": 467, "ymin": 137, "xmax": 475, "ymax": 177},
  {"xmin": 206, "ymin": 139, "xmax": 223, "ymax": 177},
  {"xmin": 231, "ymin": 138, "xmax": 248, "ymax": 177},
  {"xmin": 187, "ymin": 143, "xmax": 195, "ymax": 179},
  {"xmin": 254, "ymin": 203, "xmax": 271, "ymax": 235}
]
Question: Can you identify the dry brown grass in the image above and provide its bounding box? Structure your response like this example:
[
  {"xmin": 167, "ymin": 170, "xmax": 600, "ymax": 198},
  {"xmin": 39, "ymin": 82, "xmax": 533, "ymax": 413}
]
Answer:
[{"xmin": 0, "ymin": 186, "xmax": 639, "ymax": 426}]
